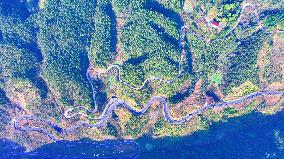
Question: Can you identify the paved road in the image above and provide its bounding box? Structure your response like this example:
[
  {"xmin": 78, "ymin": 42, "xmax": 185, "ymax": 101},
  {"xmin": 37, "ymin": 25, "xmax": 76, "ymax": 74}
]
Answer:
[
  {"xmin": 14, "ymin": 90, "xmax": 284, "ymax": 141},
  {"xmin": 13, "ymin": 116, "xmax": 58, "ymax": 141},
  {"xmin": 12, "ymin": 9, "xmax": 284, "ymax": 141}
]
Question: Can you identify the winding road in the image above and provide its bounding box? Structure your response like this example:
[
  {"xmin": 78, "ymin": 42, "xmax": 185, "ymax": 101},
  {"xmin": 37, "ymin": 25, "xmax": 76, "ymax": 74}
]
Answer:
[
  {"xmin": 12, "ymin": 4, "xmax": 284, "ymax": 141},
  {"xmin": 14, "ymin": 89, "xmax": 284, "ymax": 141},
  {"xmin": 91, "ymin": 26, "xmax": 189, "ymax": 91},
  {"xmin": 12, "ymin": 116, "xmax": 58, "ymax": 141}
]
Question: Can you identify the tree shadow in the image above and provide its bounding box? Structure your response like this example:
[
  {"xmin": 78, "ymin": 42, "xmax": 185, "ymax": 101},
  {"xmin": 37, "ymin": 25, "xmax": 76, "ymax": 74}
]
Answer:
[
  {"xmin": 164, "ymin": 56, "xmax": 180, "ymax": 68},
  {"xmin": 105, "ymin": 2, "xmax": 117, "ymax": 53},
  {"xmin": 25, "ymin": 0, "xmax": 40, "ymax": 14},
  {"xmin": 0, "ymin": 0, "xmax": 30, "ymax": 20},
  {"xmin": 169, "ymin": 77, "xmax": 198, "ymax": 104},
  {"xmin": 0, "ymin": 31, "xmax": 2, "ymax": 41},
  {"xmin": 145, "ymin": 0, "xmax": 184, "ymax": 28},
  {"xmin": 0, "ymin": 89, "xmax": 9, "ymax": 104},
  {"xmin": 185, "ymin": 42, "xmax": 193, "ymax": 75},
  {"xmin": 26, "ymin": 40, "xmax": 49, "ymax": 99},
  {"xmin": 125, "ymin": 53, "xmax": 149, "ymax": 65},
  {"xmin": 149, "ymin": 22, "xmax": 180, "ymax": 51},
  {"xmin": 0, "ymin": 0, "xmax": 48, "ymax": 99},
  {"xmin": 78, "ymin": 52, "xmax": 103, "ymax": 109},
  {"xmin": 259, "ymin": 8, "xmax": 284, "ymax": 19},
  {"xmin": 91, "ymin": 78, "xmax": 108, "ymax": 112},
  {"xmin": 31, "ymin": 76, "xmax": 49, "ymax": 99}
]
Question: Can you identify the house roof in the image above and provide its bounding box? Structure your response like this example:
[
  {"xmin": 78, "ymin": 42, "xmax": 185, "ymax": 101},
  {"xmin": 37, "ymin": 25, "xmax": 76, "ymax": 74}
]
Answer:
[{"xmin": 212, "ymin": 21, "xmax": 219, "ymax": 26}]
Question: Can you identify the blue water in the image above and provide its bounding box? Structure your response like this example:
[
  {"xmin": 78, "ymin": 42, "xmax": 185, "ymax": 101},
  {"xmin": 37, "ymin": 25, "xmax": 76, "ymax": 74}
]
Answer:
[
  {"xmin": 0, "ymin": 139, "xmax": 140, "ymax": 159},
  {"xmin": 1, "ymin": 110, "xmax": 284, "ymax": 159},
  {"xmin": 137, "ymin": 110, "xmax": 284, "ymax": 159}
]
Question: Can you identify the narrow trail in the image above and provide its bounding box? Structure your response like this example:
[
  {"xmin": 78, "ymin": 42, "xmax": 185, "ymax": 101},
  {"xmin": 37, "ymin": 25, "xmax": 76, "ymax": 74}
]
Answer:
[
  {"xmin": 225, "ymin": 3, "xmax": 255, "ymax": 37},
  {"xmin": 211, "ymin": 2, "xmax": 282, "ymax": 43}
]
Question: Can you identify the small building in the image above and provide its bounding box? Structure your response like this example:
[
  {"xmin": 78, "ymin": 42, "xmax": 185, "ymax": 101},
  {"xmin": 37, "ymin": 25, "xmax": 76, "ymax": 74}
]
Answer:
[
  {"xmin": 210, "ymin": 18, "xmax": 220, "ymax": 29},
  {"xmin": 205, "ymin": 17, "xmax": 221, "ymax": 29},
  {"xmin": 211, "ymin": 21, "xmax": 220, "ymax": 27}
]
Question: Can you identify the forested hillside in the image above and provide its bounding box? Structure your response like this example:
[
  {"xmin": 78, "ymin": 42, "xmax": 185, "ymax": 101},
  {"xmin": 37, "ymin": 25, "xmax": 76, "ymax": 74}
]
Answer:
[{"xmin": 0, "ymin": 0, "xmax": 283, "ymax": 150}]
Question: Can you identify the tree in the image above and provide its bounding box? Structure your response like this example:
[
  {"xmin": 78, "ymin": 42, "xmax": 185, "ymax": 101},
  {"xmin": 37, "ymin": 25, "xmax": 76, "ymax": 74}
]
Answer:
[
  {"xmin": 36, "ymin": 0, "xmax": 97, "ymax": 106},
  {"xmin": 0, "ymin": 44, "xmax": 39, "ymax": 78}
]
